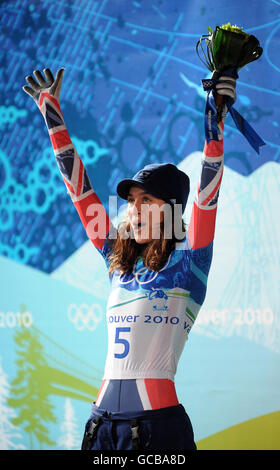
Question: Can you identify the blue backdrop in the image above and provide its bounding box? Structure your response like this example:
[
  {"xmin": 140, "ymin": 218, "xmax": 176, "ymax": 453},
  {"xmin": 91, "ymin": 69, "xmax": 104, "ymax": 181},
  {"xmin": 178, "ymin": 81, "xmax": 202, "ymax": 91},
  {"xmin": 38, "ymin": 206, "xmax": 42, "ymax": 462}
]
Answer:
[{"xmin": 0, "ymin": 0, "xmax": 279, "ymax": 450}]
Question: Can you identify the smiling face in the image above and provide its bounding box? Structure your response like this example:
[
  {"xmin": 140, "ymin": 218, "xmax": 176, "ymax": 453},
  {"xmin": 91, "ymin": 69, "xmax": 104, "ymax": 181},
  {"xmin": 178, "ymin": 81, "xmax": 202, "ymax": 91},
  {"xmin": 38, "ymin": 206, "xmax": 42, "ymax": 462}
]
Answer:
[{"xmin": 127, "ymin": 185, "xmax": 166, "ymax": 244}]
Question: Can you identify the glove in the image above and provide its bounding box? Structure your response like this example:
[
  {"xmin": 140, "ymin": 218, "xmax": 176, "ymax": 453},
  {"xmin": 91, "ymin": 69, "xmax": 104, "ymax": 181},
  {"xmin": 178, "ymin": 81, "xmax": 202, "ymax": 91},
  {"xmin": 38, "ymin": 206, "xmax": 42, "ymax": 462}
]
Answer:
[
  {"xmin": 22, "ymin": 68, "xmax": 65, "ymax": 108},
  {"xmin": 211, "ymin": 69, "xmax": 238, "ymax": 107},
  {"xmin": 208, "ymin": 71, "xmax": 237, "ymax": 121},
  {"xmin": 215, "ymin": 75, "xmax": 237, "ymax": 106}
]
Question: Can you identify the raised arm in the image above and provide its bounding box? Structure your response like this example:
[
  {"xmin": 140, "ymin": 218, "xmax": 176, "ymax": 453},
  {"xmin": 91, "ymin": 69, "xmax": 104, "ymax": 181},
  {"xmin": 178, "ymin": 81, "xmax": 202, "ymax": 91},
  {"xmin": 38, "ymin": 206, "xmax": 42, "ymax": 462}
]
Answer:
[
  {"xmin": 188, "ymin": 75, "xmax": 237, "ymax": 249},
  {"xmin": 23, "ymin": 68, "xmax": 111, "ymax": 251}
]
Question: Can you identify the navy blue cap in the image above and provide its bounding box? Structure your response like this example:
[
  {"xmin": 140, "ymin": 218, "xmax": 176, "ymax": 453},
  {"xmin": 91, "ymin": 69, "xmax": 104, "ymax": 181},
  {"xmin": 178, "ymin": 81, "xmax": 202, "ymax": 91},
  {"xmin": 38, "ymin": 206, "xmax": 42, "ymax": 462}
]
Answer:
[{"xmin": 116, "ymin": 163, "xmax": 190, "ymax": 212}]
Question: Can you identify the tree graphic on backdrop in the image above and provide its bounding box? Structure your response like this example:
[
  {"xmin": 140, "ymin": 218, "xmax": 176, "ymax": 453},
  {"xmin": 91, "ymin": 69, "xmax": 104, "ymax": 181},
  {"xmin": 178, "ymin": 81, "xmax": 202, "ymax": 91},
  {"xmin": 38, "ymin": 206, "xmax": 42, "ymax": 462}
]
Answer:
[
  {"xmin": 58, "ymin": 398, "xmax": 80, "ymax": 450},
  {"xmin": 7, "ymin": 321, "xmax": 56, "ymax": 449},
  {"xmin": 0, "ymin": 357, "xmax": 25, "ymax": 450}
]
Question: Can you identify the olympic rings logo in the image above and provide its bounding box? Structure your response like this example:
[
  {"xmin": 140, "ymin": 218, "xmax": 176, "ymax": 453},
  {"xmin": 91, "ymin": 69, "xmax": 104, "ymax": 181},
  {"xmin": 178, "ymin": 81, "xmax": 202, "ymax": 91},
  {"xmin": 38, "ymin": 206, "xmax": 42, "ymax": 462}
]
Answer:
[
  {"xmin": 118, "ymin": 254, "xmax": 171, "ymax": 285},
  {"xmin": 67, "ymin": 303, "xmax": 103, "ymax": 331}
]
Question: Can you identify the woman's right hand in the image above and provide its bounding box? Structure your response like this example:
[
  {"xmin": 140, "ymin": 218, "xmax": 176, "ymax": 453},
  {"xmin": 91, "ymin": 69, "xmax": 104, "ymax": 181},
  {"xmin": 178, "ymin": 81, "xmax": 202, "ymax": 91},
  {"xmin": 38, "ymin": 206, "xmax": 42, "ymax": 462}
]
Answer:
[{"xmin": 22, "ymin": 67, "xmax": 65, "ymax": 108}]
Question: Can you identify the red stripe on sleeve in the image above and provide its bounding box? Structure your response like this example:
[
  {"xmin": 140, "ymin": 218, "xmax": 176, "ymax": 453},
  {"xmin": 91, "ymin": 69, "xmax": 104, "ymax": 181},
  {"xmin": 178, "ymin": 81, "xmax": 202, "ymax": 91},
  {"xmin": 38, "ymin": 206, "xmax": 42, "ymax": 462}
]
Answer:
[
  {"xmin": 39, "ymin": 93, "xmax": 62, "ymax": 114},
  {"xmin": 74, "ymin": 192, "xmax": 112, "ymax": 250},
  {"xmin": 76, "ymin": 160, "xmax": 84, "ymax": 197},
  {"xmin": 188, "ymin": 202, "xmax": 217, "ymax": 249},
  {"xmin": 50, "ymin": 130, "xmax": 71, "ymax": 150},
  {"xmin": 203, "ymin": 138, "xmax": 223, "ymax": 158},
  {"xmin": 63, "ymin": 178, "xmax": 75, "ymax": 194}
]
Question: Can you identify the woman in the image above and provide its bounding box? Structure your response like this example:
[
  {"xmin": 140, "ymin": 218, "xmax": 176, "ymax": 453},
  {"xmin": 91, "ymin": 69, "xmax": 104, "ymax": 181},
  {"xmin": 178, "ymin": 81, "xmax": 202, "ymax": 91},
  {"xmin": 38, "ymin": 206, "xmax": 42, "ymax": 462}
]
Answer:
[{"xmin": 23, "ymin": 67, "xmax": 236, "ymax": 450}]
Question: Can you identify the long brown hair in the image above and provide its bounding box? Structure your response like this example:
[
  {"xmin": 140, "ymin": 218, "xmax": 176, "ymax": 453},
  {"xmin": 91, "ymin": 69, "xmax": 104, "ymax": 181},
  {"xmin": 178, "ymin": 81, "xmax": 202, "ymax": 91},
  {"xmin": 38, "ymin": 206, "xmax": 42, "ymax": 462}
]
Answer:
[{"xmin": 108, "ymin": 208, "xmax": 186, "ymax": 275}]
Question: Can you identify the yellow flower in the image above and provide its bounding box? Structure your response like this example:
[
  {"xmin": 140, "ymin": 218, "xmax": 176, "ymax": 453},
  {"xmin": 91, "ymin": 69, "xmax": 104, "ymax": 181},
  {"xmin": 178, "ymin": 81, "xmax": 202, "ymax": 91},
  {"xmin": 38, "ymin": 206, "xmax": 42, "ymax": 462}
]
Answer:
[{"xmin": 220, "ymin": 22, "xmax": 250, "ymax": 39}]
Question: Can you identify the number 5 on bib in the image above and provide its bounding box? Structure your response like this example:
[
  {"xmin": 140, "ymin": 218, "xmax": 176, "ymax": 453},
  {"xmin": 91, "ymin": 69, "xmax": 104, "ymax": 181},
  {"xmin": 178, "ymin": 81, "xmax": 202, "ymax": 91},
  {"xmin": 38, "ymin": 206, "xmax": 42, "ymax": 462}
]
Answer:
[{"xmin": 114, "ymin": 327, "xmax": 131, "ymax": 358}]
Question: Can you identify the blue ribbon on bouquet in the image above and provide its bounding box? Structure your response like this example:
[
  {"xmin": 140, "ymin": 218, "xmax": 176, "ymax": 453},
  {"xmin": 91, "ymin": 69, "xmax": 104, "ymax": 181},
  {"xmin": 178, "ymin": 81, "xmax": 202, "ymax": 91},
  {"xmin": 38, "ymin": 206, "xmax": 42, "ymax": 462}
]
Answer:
[{"xmin": 201, "ymin": 77, "xmax": 266, "ymax": 154}]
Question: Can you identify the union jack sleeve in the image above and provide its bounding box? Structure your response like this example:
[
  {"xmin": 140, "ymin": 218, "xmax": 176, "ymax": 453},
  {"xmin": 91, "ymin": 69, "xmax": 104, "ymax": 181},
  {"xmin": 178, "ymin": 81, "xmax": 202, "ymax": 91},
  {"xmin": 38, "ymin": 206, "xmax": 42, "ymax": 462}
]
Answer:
[
  {"xmin": 188, "ymin": 121, "xmax": 224, "ymax": 250},
  {"xmin": 39, "ymin": 92, "xmax": 111, "ymax": 250}
]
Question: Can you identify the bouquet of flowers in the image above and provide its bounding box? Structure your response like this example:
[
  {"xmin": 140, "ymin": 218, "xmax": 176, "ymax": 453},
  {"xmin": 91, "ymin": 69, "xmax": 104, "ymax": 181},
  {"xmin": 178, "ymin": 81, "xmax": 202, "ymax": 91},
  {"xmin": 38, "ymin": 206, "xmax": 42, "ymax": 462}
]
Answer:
[
  {"xmin": 196, "ymin": 23, "xmax": 265, "ymax": 153},
  {"xmin": 196, "ymin": 23, "xmax": 263, "ymax": 77}
]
